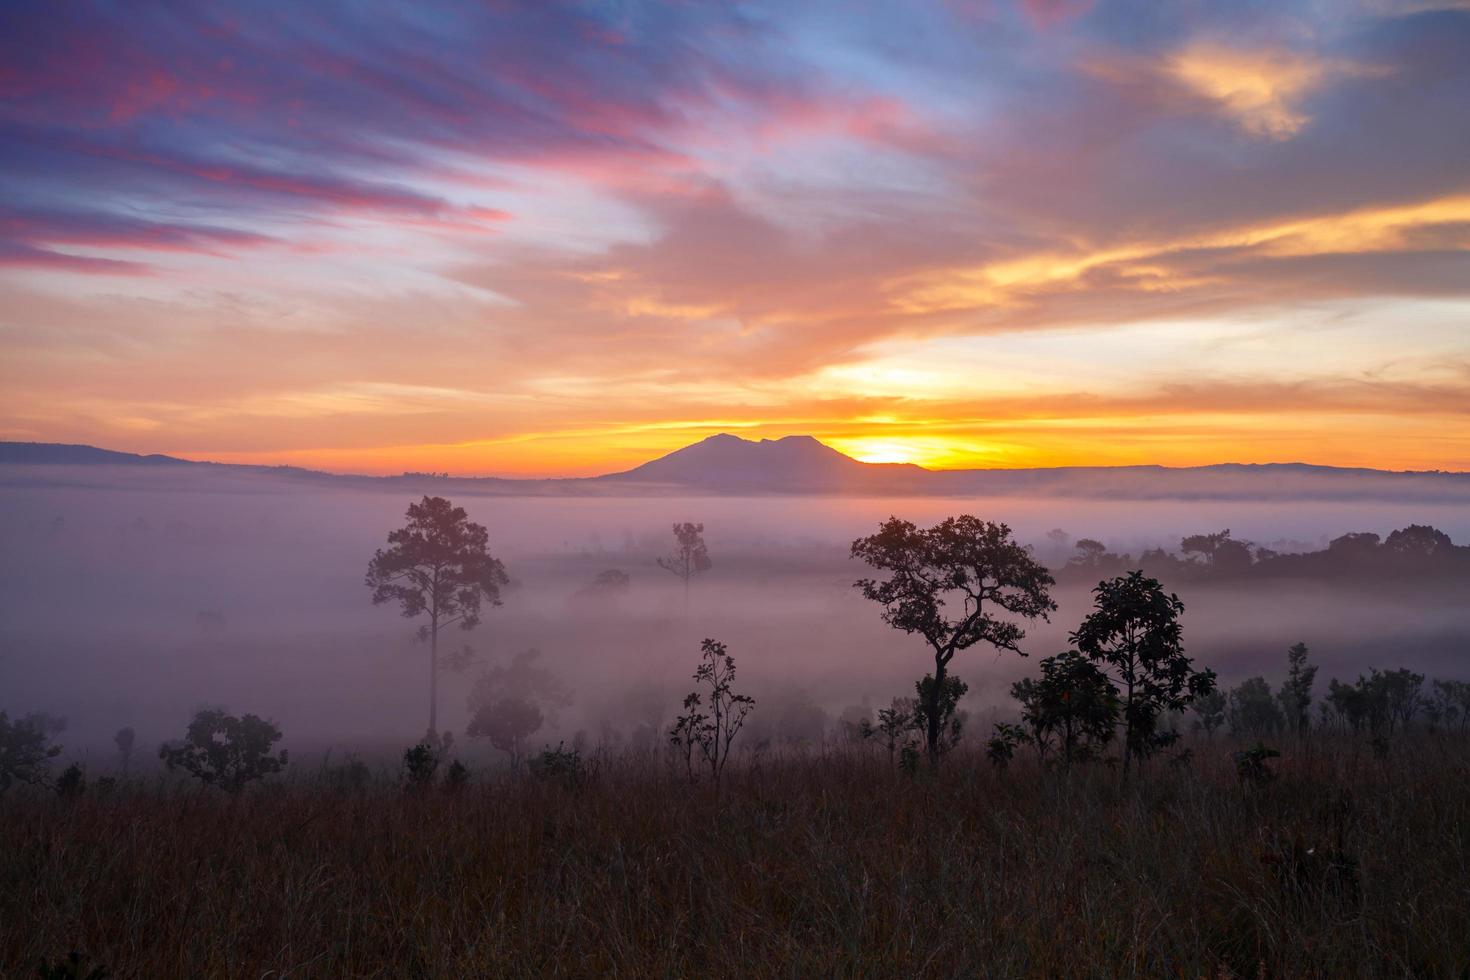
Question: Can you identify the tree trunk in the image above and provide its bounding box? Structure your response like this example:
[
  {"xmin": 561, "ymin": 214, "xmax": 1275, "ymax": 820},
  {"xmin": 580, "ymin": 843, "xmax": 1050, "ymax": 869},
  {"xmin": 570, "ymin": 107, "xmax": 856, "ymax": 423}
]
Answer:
[
  {"xmin": 428, "ymin": 611, "xmax": 439, "ymax": 739},
  {"xmin": 1121, "ymin": 671, "xmax": 1134, "ymax": 784},
  {"xmin": 927, "ymin": 655, "xmax": 945, "ymax": 765}
]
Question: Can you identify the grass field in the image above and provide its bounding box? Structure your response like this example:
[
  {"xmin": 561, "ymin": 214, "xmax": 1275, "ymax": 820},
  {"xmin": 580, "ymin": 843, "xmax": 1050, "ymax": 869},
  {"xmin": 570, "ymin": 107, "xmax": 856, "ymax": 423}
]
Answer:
[{"xmin": 5, "ymin": 736, "xmax": 1469, "ymax": 978}]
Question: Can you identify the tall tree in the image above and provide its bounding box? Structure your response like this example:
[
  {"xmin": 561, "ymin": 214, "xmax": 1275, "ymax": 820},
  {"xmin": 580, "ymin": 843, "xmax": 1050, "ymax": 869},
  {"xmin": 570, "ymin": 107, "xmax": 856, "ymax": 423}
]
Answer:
[
  {"xmin": 852, "ymin": 516, "xmax": 1056, "ymax": 764},
  {"xmin": 366, "ymin": 496, "xmax": 509, "ymax": 738},
  {"xmin": 1071, "ymin": 571, "xmax": 1216, "ymax": 780},
  {"xmin": 657, "ymin": 522, "xmax": 711, "ymax": 613},
  {"xmin": 1277, "ymin": 642, "xmax": 1318, "ymax": 737}
]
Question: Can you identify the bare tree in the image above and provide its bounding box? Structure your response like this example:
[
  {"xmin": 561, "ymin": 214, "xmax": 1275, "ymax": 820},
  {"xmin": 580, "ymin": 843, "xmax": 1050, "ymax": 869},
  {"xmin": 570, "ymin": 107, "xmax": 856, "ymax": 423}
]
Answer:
[
  {"xmin": 657, "ymin": 522, "xmax": 711, "ymax": 614},
  {"xmin": 366, "ymin": 496, "xmax": 509, "ymax": 738},
  {"xmin": 852, "ymin": 516, "xmax": 1056, "ymax": 764}
]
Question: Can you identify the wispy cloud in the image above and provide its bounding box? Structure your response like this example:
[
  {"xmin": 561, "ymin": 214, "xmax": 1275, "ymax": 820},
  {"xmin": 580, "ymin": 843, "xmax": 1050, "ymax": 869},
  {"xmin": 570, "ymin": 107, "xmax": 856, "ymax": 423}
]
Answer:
[{"xmin": 1, "ymin": 0, "xmax": 1468, "ymax": 471}]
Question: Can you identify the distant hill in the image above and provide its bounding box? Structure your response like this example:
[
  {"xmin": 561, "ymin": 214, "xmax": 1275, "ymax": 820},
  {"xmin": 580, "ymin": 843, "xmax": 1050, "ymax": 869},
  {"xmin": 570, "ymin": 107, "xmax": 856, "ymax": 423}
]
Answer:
[
  {"xmin": 2, "ymin": 435, "xmax": 1468, "ymax": 502},
  {"xmin": 0, "ymin": 443, "xmax": 190, "ymax": 466}
]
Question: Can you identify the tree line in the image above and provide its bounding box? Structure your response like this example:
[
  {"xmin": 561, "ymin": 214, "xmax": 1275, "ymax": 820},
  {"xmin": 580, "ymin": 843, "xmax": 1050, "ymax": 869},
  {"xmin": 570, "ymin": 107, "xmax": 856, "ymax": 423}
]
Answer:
[
  {"xmin": 4, "ymin": 497, "xmax": 1467, "ymax": 796},
  {"xmin": 1058, "ymin": 524, "xmax": 1470, "ymax": 583}
]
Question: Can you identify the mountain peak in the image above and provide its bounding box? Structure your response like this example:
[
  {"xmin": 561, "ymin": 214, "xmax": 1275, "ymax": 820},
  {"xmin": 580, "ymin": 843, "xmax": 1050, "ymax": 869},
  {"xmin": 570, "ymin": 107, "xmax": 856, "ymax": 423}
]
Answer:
[{"xmin": 608, "ymin": 433, "xmax": 909, "ymax": 490}]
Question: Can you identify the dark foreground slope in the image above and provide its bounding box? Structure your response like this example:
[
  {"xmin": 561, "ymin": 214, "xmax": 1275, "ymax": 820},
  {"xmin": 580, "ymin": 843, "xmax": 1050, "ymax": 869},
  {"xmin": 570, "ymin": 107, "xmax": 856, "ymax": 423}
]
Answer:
[{"xmin": 6, "ymin": 738, "xmax": 1469, "ymax": 978}]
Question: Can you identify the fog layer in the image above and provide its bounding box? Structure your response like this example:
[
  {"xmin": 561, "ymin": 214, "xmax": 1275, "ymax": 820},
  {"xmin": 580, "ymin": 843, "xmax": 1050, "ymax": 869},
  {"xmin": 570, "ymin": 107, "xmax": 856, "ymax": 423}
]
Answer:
[{"xmin": 2, "ymin": 466, "xmax": 1467, "ymax": 760}]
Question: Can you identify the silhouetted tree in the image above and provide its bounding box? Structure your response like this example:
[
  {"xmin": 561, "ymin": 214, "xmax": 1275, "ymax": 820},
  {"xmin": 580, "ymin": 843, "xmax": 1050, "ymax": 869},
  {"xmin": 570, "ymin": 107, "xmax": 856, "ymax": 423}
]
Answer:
[
  {"xmin": 912, "ymin": 673, "xmax": 969, "ymax": 756},
  {"xmin": 467, "ymin": 648, "xmax": 573, "ymax": 727},
  {"xmin": 1070, "ymin": 538, "xmax": 1108, "ymax": 569},
  {"xmin": 1228, "ymin": 677, "xmax": 1284, "ymax": 738},
  {"xmin": 657, "ymin": 522, "xmax": 711, "ymax": 613},
  {"xmin": 366, "ymin": 496, "xmax": 509, "ymax": 738},
  {"xmin": 467, "ymin": 697, "xmax": 543, "ymax": 771},
  {"xmin": 1277, "ymin": 642, "xmax": 1318, "ymax": 737},
  {"xmin": 1425, "ymin": 679, "xmax": 1470, "ymax": 734},
  {"xmin": 0, "ymin": 711, "xmax": 63, "ymax": 791},
  {"xmin": 1383, "ymin": 524, "xmax": 1452, "ymax": 559},
  {"xmin": 1071, "ymin": 571, "xmax": 1216, "ymax": 780},
  {"xmin": 1378, "ymin": 668, "xmax": 1425, "ymax": 732},
  {"xmin": 401, "ymin": 740, "xmax": 441, "ymax": 789},
  {"xmin": 1191, "ymin": 689, "xmax": 1227, "ymax": 738},
  {"xmin": 860, "ymin": 696, "xmax": 917, "ymax": 762},
  {"xmin": 1011, "ymin": 650, "xmax": 1118, "ymax": 767},
  {"xmin": 852, "ymin": 516, "xmax": 1056, "ymax": 764},
  {"xmin": 572, "ymin": 568, "xmax": 632, "ymax": 608},
  {"xmin": 1325, "ymin": 678, "xmax": 1369, "ymax": 734},
  {"xmin": 113, "ymin": 726, "xmax": 135, "ymax": 773},
  {"xmin": 1180, "ymin": 529, "xmax": 1254, "ymax": 574},
  {"xmin": 668, "ymin": 638, "xmax": 754, "ymax": 782},
  {"xmin": 158, "ymin": 709, "xmax": 287, "ymax": 792}
]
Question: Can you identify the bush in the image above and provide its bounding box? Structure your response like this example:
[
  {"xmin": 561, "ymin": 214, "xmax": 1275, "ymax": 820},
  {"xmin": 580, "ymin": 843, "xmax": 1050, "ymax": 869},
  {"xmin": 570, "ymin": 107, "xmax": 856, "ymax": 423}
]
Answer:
[
  {"xmin": 401, "ymin": 742, "xmax": 441, "ymax": 790},
  {"xmin": 529, "ymin": 742, "xmax": 584, "ymax": 785},
  {"xmin": 55, "ymin": 763, "xmax": 86, "ymax": 799},
  {"xmin": 1232, "ymin": 742, "xmax": 1281, "ymax": 785}
]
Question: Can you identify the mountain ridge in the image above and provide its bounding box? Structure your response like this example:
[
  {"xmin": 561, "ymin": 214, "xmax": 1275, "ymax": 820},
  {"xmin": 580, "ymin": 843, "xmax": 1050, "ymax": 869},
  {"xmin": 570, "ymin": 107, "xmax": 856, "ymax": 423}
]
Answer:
[{"xmin": 2, "ymin": 435, "xmax": 1467, "ymax": 501}]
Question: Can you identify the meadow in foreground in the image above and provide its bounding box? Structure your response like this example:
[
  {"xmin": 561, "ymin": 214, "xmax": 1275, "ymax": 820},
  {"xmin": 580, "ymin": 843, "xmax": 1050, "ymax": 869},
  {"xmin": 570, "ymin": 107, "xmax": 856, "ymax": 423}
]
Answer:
[{"xmin": 5, "ymin": 734, "xmax": 1469, "ymax": 979}]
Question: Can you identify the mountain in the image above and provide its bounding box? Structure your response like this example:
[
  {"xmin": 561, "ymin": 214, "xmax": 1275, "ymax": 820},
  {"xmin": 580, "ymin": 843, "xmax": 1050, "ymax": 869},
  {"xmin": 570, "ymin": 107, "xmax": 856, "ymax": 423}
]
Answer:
[
  {"xmin": 2, "ymin": 435, "xmax": 1468, "ymax": 501},
  {"xmin": 603, "ymin": 433, "xmax": 924, "ymax": 492}
]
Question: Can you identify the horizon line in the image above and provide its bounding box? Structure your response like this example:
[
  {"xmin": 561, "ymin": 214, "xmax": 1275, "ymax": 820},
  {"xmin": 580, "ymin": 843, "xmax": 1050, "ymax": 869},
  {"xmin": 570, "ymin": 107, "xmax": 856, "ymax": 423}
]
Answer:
[{"xmin": 2, "ymin": 435, "xmax": 1467, "ymax": 482}]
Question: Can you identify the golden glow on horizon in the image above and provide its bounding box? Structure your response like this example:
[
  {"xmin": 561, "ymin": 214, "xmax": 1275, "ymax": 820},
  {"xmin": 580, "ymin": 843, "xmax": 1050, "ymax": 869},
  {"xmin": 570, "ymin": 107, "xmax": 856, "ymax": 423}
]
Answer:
[{"xmin": 174, "ymin": 405, "xmax": 1468, "ymax": 478}]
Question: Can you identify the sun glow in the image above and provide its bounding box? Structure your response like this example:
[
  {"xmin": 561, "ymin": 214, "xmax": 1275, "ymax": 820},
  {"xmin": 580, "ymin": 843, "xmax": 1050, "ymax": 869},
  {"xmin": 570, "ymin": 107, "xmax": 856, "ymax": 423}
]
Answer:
[{"xmin": 825, "ymin": 436, "xmax": 996, "ymax": 469}]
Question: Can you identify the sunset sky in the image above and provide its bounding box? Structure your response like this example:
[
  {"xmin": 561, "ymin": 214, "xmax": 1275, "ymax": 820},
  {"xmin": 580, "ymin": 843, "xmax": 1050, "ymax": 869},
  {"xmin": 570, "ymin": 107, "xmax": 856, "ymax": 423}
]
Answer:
[{"xmin": 2, "ymin": 0, "xmax": 1468, "ymax": 475}]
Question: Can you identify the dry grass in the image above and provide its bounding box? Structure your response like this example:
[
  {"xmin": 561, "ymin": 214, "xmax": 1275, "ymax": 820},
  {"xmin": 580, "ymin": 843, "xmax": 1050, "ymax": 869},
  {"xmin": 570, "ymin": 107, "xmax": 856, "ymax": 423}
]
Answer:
[{"xmin": 4, "ymin": 737, "xmax": 1469, "ymax": 978}]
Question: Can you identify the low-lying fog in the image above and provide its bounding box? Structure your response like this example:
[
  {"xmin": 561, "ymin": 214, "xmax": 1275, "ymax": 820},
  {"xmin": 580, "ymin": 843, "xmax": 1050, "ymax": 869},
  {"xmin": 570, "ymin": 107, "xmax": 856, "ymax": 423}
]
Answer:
[{"xmin": 3, "ymin": 466, "xmax": 1468, "ymax": 763}]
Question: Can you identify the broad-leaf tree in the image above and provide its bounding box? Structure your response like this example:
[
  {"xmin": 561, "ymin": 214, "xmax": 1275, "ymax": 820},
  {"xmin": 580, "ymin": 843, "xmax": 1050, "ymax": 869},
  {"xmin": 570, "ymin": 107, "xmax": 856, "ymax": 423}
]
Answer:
[
  {"xmin": 1071, "ymin": 571, "xmax": 1216, "ymax": 779},
  {"xmin": 366, "ymin": 496, "xmax": 509, "ymax": 738},
  {"xmin": 0, "ymin": 711, "xmax": 63, "ymax": 792},
  {"xmin": 852, "ymin": 516, "xmax": 1056, "ymax": 764},
  {"xmin": 1227, "ymin": 677, "xmax": 1284, "ymax": 738},
  {"xmin": 1011, "ymin": 650, "xmax": 1119, "ymax": 767},
  {"xmin": 467, "ymin": 697, "xmax": 544, "ymax": 772},
  {"xmin": 158, "ymin": 709, "xmax": 287, "ymax": 793}
]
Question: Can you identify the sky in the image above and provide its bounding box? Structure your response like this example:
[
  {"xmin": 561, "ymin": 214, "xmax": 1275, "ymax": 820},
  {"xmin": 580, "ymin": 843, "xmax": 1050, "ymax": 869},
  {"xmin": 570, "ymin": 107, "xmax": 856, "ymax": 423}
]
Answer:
[{"xmin": 1, "ymin": 0, "xmax": 1468, "ymax": 476}]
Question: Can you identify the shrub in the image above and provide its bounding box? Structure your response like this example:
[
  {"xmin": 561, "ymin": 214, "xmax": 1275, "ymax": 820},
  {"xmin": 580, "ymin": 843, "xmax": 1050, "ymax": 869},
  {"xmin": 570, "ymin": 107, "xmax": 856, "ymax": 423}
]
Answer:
[
  {"xmin": 1232, "ymin": 743, "xmax": 1281, "ymax": 785},
  {"xmin": 55, "ymin": 763, "xmax": 86, "ymax": 799},
  {"xmin": 401, "ymin": 742, "xmax": 441, "ymax": 790},
  {"xmin": 529, "ymin": 742, "xmax": 585, "ymax": 785}
]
